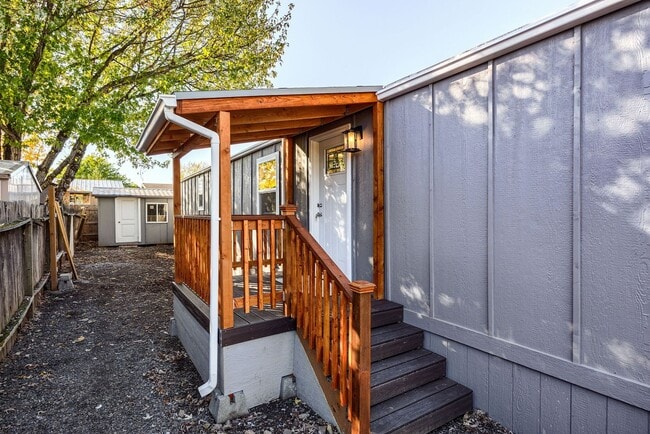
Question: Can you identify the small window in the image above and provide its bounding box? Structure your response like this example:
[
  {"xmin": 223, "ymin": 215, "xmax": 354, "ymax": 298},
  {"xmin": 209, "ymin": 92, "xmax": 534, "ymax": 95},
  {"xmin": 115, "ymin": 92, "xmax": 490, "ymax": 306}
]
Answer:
[
  {"xmin": 326, "ymin": 145, "xmax": 346, "ymax": 175},
  {"xmin": 147, "ymin": 203, "xmax": 168, "ymax": 223},
  {"xmin": 256, "ymin": 153, "xmax": 279, "ymax": 214},
  {"xmin": 197, "ymin": 177, "xmax": 205, "ymax": 211}
]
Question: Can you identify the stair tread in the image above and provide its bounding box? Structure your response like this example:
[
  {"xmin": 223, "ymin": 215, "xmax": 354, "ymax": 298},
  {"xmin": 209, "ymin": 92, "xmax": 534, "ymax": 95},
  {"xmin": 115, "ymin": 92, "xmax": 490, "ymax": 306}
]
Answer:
[
  {"xmin": 370, "ymin": 377, "xmax": 458, "ymax": 422},
  {"xmin": 371, "ymin": 352, "xmax": 445, "ymax": 387},
  {"xmin": 371, "ymin": 323, "xmax": 422, "ymax": 344},
  {"xmin": 372, "ymin": 348, "xmax": 435, "ymax": 374},
  {"xmin": 371, "ymin": 382, "xmax": 473, "ymax": 434},
  {"xmin": 371, "ymin": 299, "xmax": 403, "ymax": 313}
]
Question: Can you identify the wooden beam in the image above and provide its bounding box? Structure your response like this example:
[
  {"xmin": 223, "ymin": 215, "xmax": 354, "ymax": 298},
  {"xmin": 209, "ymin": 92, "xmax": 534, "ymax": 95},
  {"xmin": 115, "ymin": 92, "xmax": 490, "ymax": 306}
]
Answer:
[
  {"xmin": 232, "ymin": 117, "xmax": 337, "ymax": 135},
  {"xmin": 283, "ymin": 137, "xmax": 295, "ymax": 205},
  {"xmin": 230, "ymin": 105, "xmax": 350, "ymax": 125},
  {"xmin": 177, "ymin": 93, "xmax": 378, "ymax": 115},
  {"xmin": 217, "ymin": 111, "xmax": 234, "ymax": 329},
  {"xmin": 171, "ymin": 114, "xmax": 217, "ymax": 156},
  {"xmin": 372, "ymin": 102, "xmax": 385, "ymax": 300},
  {"xmin": 48, "ymin": 186, "xmax": 57, "ymax": 291},
  {"xmin": 230, "ymin": 127, "xmax": 311, "ymax": 144}
]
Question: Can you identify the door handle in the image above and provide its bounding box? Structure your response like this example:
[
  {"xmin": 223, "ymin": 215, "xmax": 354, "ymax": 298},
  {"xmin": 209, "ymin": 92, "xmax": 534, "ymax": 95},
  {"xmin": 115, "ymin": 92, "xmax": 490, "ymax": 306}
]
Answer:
[{"xmin": 315, "ymin": 212, "xmax": 323, "ymax": 218}]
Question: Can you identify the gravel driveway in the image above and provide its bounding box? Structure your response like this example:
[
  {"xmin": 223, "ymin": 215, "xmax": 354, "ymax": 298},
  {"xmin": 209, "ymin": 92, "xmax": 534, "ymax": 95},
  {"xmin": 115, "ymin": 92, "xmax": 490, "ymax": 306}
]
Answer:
[{"xmin": 0, "ymin": 243, "xmax": 510, "ymax": 434}]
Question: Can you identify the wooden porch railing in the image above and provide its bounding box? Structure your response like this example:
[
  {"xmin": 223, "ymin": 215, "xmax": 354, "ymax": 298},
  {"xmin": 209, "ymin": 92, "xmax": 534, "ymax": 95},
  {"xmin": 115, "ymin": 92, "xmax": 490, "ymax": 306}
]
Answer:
[
  {"xmin": 175, "ymin": 210, "xmax": 373, "ymax": 433},
  {"xmin": 231, "ymin": 215, "xmax": 284, "ymax": 312},
  {"xmin": 175, "ymin": 215, "xmax": 286, "ymax": 313},
  {"xmin": 281, "ymin": 205, "xmax": 373, "ymax": 434}
]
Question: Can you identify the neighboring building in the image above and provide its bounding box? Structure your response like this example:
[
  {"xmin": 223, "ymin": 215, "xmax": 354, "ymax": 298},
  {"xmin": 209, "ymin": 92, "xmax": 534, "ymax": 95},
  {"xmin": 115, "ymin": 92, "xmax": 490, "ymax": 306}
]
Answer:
[
  {"xmin": 93, "ymin": 187, "xmax": 173, "ymax": 246},
  {"xmin": 182, "ymin": 139, "xmax": 283, "ymax": 217},
  {"xmin": 65, "ymin": 179, "xmax": 124, "ymax": 206},
  {"xmin": 0, "ymin": 161, "xmax": 41, "ymax": 204},
  {"xmin": 142, "ymin": 182, "xmax": 173, "ymax": 190}
]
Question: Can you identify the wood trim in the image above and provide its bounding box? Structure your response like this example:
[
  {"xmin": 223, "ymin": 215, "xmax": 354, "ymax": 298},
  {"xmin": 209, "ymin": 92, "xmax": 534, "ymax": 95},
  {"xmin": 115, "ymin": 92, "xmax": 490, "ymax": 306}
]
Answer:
[
  {"xmin": 283, "ymin": 137, "xmax": 295, "ymax": 204},
  {"xmin": 372, "ymin": 102, "xmax": 385, "ymax": 300},
  {"xmin": 172, "ymin": 282, "xmax": 210, "ymax": 331},
  {"xmin": 220, "ymin": 317, "xmax": 296, "ymax": 347},
  {"xmin": 349, "ymin": 281, "xmax": 374, "ymax": 434},
  {"xmin": 218, "ymin": 111, "xmax": 234, "ymax": 329},
  {"xmin": 177, "ymin": 93, "xmax": 378, "ymax": 115}
]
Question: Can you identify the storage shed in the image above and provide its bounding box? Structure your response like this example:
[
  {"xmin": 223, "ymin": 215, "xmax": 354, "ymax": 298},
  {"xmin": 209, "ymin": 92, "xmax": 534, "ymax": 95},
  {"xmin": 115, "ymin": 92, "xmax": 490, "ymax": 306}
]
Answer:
[
  {"xmin": 93, "ymin": 187, "xmax": 173, "ymax": 246},
  {"xmin": 0, "ymin": 161, "xmax": 41, "ymax": 204}
]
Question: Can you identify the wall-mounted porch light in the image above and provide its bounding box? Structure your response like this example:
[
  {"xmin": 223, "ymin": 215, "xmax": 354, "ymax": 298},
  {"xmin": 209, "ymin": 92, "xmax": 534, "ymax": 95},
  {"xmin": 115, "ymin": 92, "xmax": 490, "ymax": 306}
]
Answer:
[{"xmin": 342, "ymin": 126, "xmax": 363, "ymax": 153}]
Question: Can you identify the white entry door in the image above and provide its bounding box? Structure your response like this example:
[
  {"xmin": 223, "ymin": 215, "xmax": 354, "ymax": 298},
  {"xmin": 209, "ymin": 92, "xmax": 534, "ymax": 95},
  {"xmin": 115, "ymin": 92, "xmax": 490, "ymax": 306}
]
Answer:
[
  {"xmin": 115, "ymin": 197, "xmax": 140, "ymax": 243},
  {"xmin": 310, "ymin": 132, "xmax": 351, "ymax": 277}
]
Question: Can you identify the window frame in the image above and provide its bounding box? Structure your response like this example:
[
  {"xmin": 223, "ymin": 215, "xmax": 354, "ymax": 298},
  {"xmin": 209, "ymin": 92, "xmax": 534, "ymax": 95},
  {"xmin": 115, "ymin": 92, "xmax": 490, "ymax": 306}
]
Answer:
[
  {"xmin": 255, "ymin": 152, "xmax": 280, "ymax": 215},
  {"xmin": 146, "ymin": 202, "xmax": 169, "ymax": 223}
]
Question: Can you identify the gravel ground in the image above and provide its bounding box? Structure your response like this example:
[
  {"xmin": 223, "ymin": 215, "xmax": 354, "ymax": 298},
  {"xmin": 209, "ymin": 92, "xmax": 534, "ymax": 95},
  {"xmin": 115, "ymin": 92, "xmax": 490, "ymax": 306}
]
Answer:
[{"xmin": 0, "ymin": 243, "xmax": 510, "ymax": 434}]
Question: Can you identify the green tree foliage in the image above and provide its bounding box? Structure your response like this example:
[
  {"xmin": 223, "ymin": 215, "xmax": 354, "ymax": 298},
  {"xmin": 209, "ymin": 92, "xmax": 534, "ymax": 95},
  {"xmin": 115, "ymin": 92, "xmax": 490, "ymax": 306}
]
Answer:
[
  {"xmin": 75, "ymin": 154, "xmax": 136, "ymax": 187},
  {"xmin": 0, "ymin": 0, "xmax": 292, "ymax": 200}
]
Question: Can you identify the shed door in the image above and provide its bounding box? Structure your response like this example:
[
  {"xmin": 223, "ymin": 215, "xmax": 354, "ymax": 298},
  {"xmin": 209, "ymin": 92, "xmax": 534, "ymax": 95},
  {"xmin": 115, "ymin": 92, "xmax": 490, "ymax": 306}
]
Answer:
[{"xmin": 115, "ymin": 197, "xmax": 140, "ymax": 243}]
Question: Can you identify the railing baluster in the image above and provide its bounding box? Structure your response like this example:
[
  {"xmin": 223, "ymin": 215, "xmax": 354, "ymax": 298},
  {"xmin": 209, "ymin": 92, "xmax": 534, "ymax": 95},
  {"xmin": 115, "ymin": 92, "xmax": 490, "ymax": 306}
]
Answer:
[
  {"xmin": 256, "ymin": 219, "xmax": 264, "ymax": 310},
  {"xmin": 270, "ymin": 221, "xmax": 277, "ymax": 308},
  {"xmin": 243, "ymin": 219, "xmax": 250, "ymax": 313},
  {"xmin": 323, "ymin": 272, "xmax": 331, "ymax": 376}
]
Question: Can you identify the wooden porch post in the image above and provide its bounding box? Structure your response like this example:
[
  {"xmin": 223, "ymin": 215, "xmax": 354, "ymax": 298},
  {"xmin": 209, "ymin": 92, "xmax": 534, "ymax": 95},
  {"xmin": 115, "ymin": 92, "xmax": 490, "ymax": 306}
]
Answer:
[
  {"xmin": 372, "ymin": 102, "xmax": 385, "ymax": 300},
  {"xmin": 172, "ymin": 155, "xmax": 181, "ymax": 283},
  {"xmin": 282, "ymin": 137, "xmax": 295, "ymax": 205},
  {"xmin": 217, "ymin": 111, "xmax": 234, "ymax": 329},
  {"xmin": 349, "ymin": 280, "xmax": 374, "ymax": 434}
]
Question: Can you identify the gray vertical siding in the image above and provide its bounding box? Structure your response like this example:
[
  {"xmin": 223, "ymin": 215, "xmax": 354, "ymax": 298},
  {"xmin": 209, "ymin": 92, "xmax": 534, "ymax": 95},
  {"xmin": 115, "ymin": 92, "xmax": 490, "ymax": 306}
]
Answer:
[
  {"xmin": 580, "ymin": 5, "xmax": 649, "ymax": 385},
  {"xmin": 385, "ymin": 88, "xmax": 432, "ymax": 315},
  {"xmin": 432, "ymin": 66, "xmax": 489, "ymax": 333},
  {"xmin": 181, "ymin": 141, "xmax": 282, "ymax": 216},
  {"xmin": 97, "ymin": 197, "xmax": 115, "ymax": 247},
  {"xmin": 493, "ymin": 30, "xmax": 575, "ymax": 360},
  {"xmin": 385, "ymin": 2, "xmax": 649, "ymax": 432}
]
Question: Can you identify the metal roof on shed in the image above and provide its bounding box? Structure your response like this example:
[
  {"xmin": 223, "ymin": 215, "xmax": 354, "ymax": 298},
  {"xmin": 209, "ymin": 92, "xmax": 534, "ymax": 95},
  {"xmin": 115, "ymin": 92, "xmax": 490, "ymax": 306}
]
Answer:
[
  {"xmin": 0, "ymin": 160, "xmax": 30, "ymax": 178},
  {"xmin": 70, "ymin": 179, "xmax": 123, "ymax": 193},
  {"xmin": 92, "ymin": 187, "xmax": 172, "ymax": 198}
]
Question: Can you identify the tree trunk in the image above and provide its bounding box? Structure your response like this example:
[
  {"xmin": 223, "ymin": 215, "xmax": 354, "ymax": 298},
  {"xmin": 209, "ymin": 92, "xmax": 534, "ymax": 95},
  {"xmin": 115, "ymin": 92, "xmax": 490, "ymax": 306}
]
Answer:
[
  {"xmin": 55, "ymin": 139, "xmax": 88, "ymax": 202},
  {"xmin": 0, "ymin": 128, "xmax": 22, "ymax": 160},
  {"xmin": 36, "ymin": 130, "xmax": 69, "ymax": 184}
]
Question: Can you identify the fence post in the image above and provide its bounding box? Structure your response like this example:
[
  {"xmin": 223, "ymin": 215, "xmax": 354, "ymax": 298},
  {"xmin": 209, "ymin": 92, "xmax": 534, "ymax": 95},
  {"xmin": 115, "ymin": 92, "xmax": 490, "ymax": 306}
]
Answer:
[
  {"xmin": 22, "ymin": 220, "xmax": 34, "ymax": 297},
  {"xmin": 349, "ymin": 280, "xmax": 375, "ymax": 434},
  {"xmin": 48, "ymin": 186, "xmax": 58, "ymax": 291},
  {"xmin": 280, "ymin": 205, "xmax": 297, "ymax": 317}
]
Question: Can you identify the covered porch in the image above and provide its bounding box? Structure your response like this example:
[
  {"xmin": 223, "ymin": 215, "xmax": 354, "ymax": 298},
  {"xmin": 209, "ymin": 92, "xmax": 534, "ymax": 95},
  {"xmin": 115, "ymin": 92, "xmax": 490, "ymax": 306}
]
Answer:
[{"xmin": 137, "ymin": 87, "xmax": 385, "ymax": 433}]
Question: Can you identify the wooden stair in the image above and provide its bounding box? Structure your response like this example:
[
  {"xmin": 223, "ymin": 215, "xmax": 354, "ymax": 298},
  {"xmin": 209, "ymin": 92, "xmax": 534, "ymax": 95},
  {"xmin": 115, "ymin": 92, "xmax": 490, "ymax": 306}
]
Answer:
[{"xmin": 370, "ymin": 300, "xmax": 473, "ymax": 434}]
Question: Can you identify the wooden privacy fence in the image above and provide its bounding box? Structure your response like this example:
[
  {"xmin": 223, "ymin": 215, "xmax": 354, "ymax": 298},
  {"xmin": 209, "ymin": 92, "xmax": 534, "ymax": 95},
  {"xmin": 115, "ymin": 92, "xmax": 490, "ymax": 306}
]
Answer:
[{"xmin": 0, "ymin": 201, "xmax": 48, "ymax": 360}]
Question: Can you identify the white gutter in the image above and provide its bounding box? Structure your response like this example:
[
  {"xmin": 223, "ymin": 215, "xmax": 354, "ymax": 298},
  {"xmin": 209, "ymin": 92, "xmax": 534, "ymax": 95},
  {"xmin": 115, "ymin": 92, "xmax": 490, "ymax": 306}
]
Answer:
[
  {"xmin": 377, "ymin": 0, "xmax": 641, "ymax": 101},
  {"xmin": 159, "ymin": 95, "xmax": 221, "ymax": 398}
]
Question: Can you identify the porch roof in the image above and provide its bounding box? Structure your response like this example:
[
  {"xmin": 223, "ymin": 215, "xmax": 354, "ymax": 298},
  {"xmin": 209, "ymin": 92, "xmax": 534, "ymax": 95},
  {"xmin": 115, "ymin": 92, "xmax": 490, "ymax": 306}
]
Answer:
[{"xmin": 137, "ymin": 86, "xmax": 381, "ymax": 156}]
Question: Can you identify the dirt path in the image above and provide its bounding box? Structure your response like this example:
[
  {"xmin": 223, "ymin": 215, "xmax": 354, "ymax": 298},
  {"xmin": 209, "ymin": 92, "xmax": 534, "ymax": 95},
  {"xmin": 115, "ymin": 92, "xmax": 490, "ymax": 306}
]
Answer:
[{"xmin": 0, "ymin": 244, "xmax": 207, "ymax": 433}]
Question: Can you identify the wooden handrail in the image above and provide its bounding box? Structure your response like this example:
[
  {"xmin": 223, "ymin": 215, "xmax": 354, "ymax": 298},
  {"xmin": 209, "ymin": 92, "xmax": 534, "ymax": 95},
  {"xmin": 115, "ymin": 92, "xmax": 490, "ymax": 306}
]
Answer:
[{"xmin": 281, "ymin": 205, "xmax": 372, "ymax": 434}]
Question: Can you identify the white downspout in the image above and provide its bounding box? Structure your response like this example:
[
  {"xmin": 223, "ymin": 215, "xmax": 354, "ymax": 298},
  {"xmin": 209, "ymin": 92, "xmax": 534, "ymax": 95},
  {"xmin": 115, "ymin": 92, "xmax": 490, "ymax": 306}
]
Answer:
[{"xmin": 160, "ymin": 95, "xmax": 220, "ymax": 398}]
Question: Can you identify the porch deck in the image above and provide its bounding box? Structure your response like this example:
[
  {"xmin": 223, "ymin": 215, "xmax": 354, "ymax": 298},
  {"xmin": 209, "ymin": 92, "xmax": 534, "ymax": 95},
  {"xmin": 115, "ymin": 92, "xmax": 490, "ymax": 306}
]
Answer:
[{"xmin": 172, "ymin": 272, "xmax": 294, "ymax": 348}]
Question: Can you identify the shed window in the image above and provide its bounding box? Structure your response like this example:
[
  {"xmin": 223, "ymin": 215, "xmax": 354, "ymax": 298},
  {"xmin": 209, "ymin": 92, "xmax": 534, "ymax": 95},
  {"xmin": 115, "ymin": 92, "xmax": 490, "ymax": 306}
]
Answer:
[
  {"xmin": 256, "ymin": 153, "xmax": 279, "ymax": 214},
  {"xmin": 147, "ymin": 203, "xmax": 168, "ymax": 223}
]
